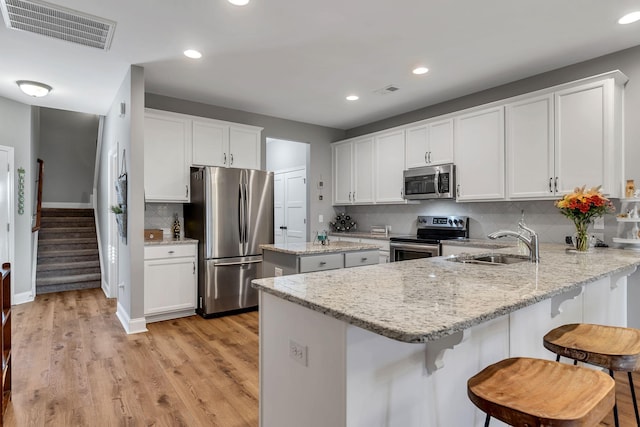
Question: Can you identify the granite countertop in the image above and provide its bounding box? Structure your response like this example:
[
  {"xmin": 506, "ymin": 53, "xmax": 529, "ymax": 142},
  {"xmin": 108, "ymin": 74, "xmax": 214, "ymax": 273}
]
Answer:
[
  {"xmin": 144, "ymin": 237, "xmax": 198, "ymax": 246},
  {"xmin": 441, "ymin": 238, "xmax": 515, "ymax": 250},
  {"xmin": 328, "ymin": 231, "xmax": 394, "ymax": 241},
  {"xmin": 252, "ymin": 244, "xmax": 640, "ymax": 343},
  {"xmin": 260, "ymin": 241, "xmax": 381, "ymax": 255}
]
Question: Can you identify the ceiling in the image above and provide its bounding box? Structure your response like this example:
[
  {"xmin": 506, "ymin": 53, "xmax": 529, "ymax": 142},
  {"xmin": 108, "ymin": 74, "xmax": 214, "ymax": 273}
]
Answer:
[{"xmin": 2, "ymin": 0, "xmax": 640, "ymax": 130}]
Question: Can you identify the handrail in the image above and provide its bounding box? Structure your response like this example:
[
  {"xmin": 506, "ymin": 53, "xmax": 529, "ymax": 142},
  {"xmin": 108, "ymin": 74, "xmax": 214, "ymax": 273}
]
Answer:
[{"xmin": 31, "ymin": 159, "xmax": 44, "ymax": 232}]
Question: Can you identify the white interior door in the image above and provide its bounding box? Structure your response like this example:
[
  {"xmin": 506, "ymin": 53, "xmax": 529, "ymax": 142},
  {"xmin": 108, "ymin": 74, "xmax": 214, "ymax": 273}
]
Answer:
[
  {"xmin": 107, "ymin": 149, "xmax": 119, "ymax": 298},
  {"xmin": 284, "ymin": 169, "xmax": 306, "ymax": 243},
  {"xmin": 0, "ymin": 146, "xmax": 13, "ymax": 267},
  {"xmin": 274, "ymin": 173, "xmax": 285, "ymax": 244},
  {"xmin": 274, "ymin": 167, "xmax": 307, "ymax": 244}
]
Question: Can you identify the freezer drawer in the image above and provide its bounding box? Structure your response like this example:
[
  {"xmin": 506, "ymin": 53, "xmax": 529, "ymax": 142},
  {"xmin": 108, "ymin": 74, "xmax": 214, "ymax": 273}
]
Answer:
[{"xmin": 201, "ymin": 258, "xmax": 261, "ymax": 316}]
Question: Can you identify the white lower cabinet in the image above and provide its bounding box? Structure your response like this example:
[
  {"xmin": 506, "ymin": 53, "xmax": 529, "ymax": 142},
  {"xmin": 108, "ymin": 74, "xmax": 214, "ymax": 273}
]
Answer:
[
  {"xmin": 144, "ymin": 243, "xmax": 197, "ymax": 322},
  {"xmin": 333, "ymin": 235, "xmax": 390, "ymax": 263}
]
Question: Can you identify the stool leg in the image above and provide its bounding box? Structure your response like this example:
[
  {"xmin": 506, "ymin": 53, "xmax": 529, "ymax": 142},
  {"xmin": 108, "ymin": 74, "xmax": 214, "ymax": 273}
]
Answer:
[
  {"xmin": 484, "ymin": 414, "xmax": 490, "ymax": 427},
  {"xmin": 628, "ymin": 372, "xmax": 640, "ymax": 425},
  {"xmin": 610, "ymin": 370, "xmax": 620, "ymax": 427},
  {"xmin": 556, "ymin": 354, "xmax": 560, "ymax": 362}
]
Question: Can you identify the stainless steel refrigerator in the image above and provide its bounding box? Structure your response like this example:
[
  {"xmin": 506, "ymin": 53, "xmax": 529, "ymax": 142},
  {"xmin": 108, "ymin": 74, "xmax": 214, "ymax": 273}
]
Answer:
[{"xmin": 185, "ymin": 166, "xmax": 273, "ymax": 317}]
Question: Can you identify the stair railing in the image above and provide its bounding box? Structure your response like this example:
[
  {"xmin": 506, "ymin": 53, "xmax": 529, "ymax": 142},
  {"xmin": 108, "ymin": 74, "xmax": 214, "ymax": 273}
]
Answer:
[{"xmin": 31, "ymin": 159, "xmax": 44, "ymax": 232}]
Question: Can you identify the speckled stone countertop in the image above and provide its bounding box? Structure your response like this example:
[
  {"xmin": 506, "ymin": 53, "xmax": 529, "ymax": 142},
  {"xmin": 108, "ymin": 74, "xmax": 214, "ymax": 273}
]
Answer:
[
  {"xmin": 261, "ymin": 241, "xmax": 380, "ymax": 255},
  {"xmin": 252, "ymin": 244, "xmax": 640, "ymax": 343},
  {"xmin": 144, "ymin": 237, "xmax": 198, "ymax": 246},
  {"xmin": 328, "ymin": 231, "xmax": 394, "ymax": 241},
  {"xmin": 441, "ymin": 238, "xmax": 514, "ymax": 250}
]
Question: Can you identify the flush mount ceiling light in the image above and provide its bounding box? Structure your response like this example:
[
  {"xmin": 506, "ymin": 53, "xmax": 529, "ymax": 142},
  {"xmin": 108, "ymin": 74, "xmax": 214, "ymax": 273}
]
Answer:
[
  {"xmin": 228, "ymin": 0, "xmax": 249, "ymax": 5},
  {"xmin": 346, "ymin": 95, "xmax": 359, "ymax": 101},
  {"xmin": 412, "ymin": 67, "xmax": 429, "ymax": 75},
  {"xmin": 619, "ymin": 11, "xmax": 640, "ymax": 24},
  {"xmin": 183, "ymin": 49, "xmax": 202, "ymax": 59},
  {"xmin": 16, "ymin": 80, "xmax": 52, "ymax": 97}
]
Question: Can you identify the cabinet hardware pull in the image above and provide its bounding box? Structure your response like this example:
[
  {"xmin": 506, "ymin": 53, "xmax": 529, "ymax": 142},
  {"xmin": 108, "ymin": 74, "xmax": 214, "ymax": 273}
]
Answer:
[
  {"xmin": 319, "ymin": 262, "xmax": 326, "ymax": 266},
  {"xmin": 192, "ymin": 262, "xmax": 195, "ymax": 274},
  {"xmin": 353, "ymin": 191, "xmax": 356, "ymax": 201},
  {"xmin": 554, "ymin": 177, "xmax": 558, "ymax": 192},
  {"xmin": 549, "ymin": 178, "xmax": 553, "ymax": 192},
  {"xmin": 425, "ymin": 152, "xmax": 428, "ymax": 164},
  {"xmin": 361, "ymin": 258, "xmax": 368, "ymax": 261},
  {"xmin": 185, "ymin": 185, "xmax": 189, "ymax": 198},
  {"xmin": 349, "ymin": 192, "xmax": 352, "ymax": 201},
  {"xmin": 224, "ymin": 153, "xmax": 227, "ymax": 164},
  {"xmin": 230, "ymin": 153, "xmax": 234, "ymax": 165},
  {"xmin": 428, "ymin": 151, "xmax": 432, "ymax": 163},
  {"xmin": 168, "ymin": 250, "xmax": 175, "ymax": 254},
  {"xmin": 457, "ymin": 184, "xmax": 461, "ymax": 197}
]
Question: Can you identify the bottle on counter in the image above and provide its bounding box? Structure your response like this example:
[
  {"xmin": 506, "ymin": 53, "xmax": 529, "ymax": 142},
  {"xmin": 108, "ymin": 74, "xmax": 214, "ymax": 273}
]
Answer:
[{"xmin": 172, "ymin": 213, "xmax": 181, "ymax": 239}]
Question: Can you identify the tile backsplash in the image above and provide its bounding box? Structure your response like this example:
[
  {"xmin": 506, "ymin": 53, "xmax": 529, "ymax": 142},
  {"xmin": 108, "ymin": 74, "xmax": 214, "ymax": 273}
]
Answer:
[
  {"xmin": 336, "ymin": 199, "xmax": 619, "ymax": 245},
  {"xmin": 145, "ymin": 203, "xmax": 184, "ymax": 238}
]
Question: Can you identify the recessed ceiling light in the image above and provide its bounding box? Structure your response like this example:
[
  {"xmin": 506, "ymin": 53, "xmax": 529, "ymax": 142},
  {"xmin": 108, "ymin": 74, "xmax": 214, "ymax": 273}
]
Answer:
[
  {"xmin": 618, "ymin": 11, "xmax": 640, "ymax": 24},
  {"xmin": 183, "ymin": 49, "xmax": 202, "ymax": 59},
  {"xmin": 346, "ymin": 95, "xmax": 359, "ymax": 101},
  {"xmin": 16, "ymin": 80, "xmax": 52, "ymax": 97},
  {"xmin": 412, "ymin": 67, "xmax": 429, "ymax": 75},
  {"xmin": 228, "ymin": 0, "xmax": 250, "ymax": 5}
]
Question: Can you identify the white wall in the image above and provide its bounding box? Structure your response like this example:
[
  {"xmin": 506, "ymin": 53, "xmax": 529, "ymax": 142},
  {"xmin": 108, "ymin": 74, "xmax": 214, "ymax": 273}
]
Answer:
[
  {"xmin": 98, "ymin": 65, "xmax": 146, "ymax": 332},
  {"xmin": 266, "ymin": 138, "xmax": 308, "ymax": 172},
  {"xmin": 0, "ymin": 96, "xmax": 33, "ymax": 301}
]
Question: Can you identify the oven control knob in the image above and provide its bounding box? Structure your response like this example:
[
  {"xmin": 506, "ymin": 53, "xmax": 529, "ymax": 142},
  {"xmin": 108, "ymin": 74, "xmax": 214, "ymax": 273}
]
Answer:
[
  {"xmin": 453, "ymin": 219, "xmax": 458, "ymax": 225},
  {"xmin": 448, "ymin": 219, "xmax": 453, "ymax": 225}
]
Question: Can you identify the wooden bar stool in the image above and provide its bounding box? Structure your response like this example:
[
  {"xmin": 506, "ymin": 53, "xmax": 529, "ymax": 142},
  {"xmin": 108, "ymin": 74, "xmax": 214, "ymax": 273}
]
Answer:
[
  {"xmin": 468, "ymin": 357, "xmax": 615, "ymax": 426},
  {"xmin": 544, "ymin": 324, "xmax": 640, "ymax": 427}
]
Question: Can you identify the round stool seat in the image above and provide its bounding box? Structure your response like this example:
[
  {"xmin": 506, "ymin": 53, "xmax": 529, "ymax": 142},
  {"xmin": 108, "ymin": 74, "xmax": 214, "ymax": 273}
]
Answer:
[
  {"xmin": 543, "ymin": 323, "xmax": 640, "ymax": 371},
  {"xmin": 468, "ymin": 357, "xmax": 615, "ymax": 426}
]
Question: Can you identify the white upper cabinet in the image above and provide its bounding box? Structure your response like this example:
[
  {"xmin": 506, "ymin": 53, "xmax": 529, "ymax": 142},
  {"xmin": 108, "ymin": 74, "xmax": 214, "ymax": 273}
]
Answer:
[
  {"xmin": 144, "ymin": 110, "xmax": 191, "ymax": 202},
  {"xmin": 554, "ymin": 78, "xmax": 618, "ymax": 197},
  {"xmin": 506, "ymin": 94, "xmax": 555, "ymax": 199},
  {"xmin": 454, "ymin": 106, "xmax": 505, "ymax": 201},
  {"xmin": 332, "ymin": 137, "xmax": 374, "ymax": 205},
  {"xmin": 192, "ymin": 118, "xmax": 262, "ymax": 170},
  {"xmin": 375, "ymin": 129, "xmax": 406, "ymax": 203},
  {"xmin": 405, "ymin": 118, "xmax": 453, "ymax": 168}
]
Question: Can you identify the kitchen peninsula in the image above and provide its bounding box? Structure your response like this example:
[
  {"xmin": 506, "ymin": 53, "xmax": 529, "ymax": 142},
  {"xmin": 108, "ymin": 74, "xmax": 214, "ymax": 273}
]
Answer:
[{"xmin": 252, "ymin": 244, "xmax": 640, "ymax": 427}]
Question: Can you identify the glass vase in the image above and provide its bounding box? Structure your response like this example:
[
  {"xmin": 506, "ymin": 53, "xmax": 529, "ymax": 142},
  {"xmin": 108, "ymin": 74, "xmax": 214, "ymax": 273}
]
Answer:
[{"xmin": 574, "ymin": 220, "xmax": 590, "ymax": 252}]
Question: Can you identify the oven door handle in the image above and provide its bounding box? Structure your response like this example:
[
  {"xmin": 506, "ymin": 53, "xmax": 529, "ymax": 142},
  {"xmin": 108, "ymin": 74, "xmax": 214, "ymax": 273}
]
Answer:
[
  {"xmin": 434, "ymin": 169, "xmax": 441, "ymax": 198},
  {"xmin": 390, "ymin": 243, "xmax": 440, "ymax": 252}
]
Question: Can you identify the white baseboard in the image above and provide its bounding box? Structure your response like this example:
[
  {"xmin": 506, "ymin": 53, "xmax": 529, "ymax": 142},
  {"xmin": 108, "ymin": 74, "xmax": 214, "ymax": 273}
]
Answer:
[
  {"xmin": 145, "ymin": 309, "xmax": 196, "ymax": 324},
  {"xmin": 101, "ymin": 279, "xmax": 115, "ymax": 299},
  {"xmin": 42, "ymin": 202, "xmax": 92, "ymax": 209},
  {"xmin": 14, "ymin": 291, "xmax": 34, "ymax": 305},
  {"xmin": 116, "ymin": 302, "xmax": 147, "ymax": 334}
]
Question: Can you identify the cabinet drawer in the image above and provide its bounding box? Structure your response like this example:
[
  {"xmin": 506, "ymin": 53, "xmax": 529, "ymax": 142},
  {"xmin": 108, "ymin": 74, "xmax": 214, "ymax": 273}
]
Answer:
[
  {"xmin": 344, "ymin": 250, "xmax": 378, "ymax": 268},
  {"xmin": 144, "ymin": 244, "xmax": 196, "ymax": 260},
  {"xmin": 299, "ymin": 253, "xmax": 343, "ymax": 273}
]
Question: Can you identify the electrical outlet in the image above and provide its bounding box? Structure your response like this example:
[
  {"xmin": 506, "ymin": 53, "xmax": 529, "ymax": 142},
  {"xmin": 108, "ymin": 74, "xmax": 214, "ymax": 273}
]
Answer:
[
  {"xmin": 593, "ymin": 216, "xmax": 604, "ymax": 230},
  {"xmin": 591, "ymin": 232, "xmax": 604, "ymax": 242},
  {"xmin": 319, "ymin": 214, "xmax": 323, "ymax": 223},
  {"xmin": 289, "ymin": 339, "xmax": 308, "ymax": 366}
]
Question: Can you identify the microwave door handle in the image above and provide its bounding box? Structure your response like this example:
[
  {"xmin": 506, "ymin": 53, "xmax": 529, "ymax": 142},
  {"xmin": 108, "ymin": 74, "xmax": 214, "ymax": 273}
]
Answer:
[{"xmin": 434, "ymin": 170, "xmax": 441, "ymax": 197}]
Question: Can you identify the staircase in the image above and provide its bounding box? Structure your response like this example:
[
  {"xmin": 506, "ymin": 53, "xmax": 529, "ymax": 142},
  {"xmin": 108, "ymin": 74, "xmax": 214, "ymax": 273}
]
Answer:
[{"xmin": 36, "ymin": 208, "xmax": 101, "ymax": 294}]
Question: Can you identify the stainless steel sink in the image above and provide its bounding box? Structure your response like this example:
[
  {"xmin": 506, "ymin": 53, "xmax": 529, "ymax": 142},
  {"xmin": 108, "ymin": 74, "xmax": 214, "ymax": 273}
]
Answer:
[{"xmin": 447, "ymin": 253, "xmax": 530, "ymax": 265}]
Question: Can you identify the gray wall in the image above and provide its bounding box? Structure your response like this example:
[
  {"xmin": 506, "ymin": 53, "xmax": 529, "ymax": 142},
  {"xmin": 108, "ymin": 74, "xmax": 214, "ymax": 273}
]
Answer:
[
  {"xmin": 0, "ymin": 96, "xmax": 33, "ymax": 298},
  {"xmin": 145, "ymin": 93, "xmax": 345, "ymax": 234},
  {"xmin": 98, "ymin": 65, "xmax": 146, "ymax": 328},
  {"xmin": 339, "ymin": 45, "xmax": 640, "ymax": 245},
  {"xmin": 39, "ymin": 108, "xmax": 99, "ymax": 204}
]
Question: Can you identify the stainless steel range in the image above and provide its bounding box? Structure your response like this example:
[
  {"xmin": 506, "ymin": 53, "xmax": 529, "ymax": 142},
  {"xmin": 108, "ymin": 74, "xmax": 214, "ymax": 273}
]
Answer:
[{"xmin": 389, "ymin": 215, "xmax": 469, "ymax": 262}]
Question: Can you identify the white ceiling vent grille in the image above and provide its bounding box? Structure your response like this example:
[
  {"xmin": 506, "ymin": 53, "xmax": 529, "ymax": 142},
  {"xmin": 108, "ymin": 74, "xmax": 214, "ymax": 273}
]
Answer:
[
  {"xmin": 374, "ymin": 84, "xmax": 400, "ymax": 95},
  {"xmin": 0, "ymin": 0, "xmax": 116, "ymax": 50}
]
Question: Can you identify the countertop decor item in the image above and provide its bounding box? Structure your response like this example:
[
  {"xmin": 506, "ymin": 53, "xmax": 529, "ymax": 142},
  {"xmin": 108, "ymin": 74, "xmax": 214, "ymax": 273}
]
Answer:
[
  {"xmin": 330, "ymin": 213, "xmax": 357, "ymax": 232},
  {"xmin": 171, "ymin": 213, "xmax": 181, "ymax": 239},
  {"xmin": 555, "ymin": 185, "xmax": 614, "ymax": 251}
]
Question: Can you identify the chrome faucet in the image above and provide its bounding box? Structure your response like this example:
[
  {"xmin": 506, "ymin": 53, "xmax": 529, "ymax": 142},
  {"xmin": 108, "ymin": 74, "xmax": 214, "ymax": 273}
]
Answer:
[{"xmin": 488, "ymin": 221, "xmax": 539, "ymax": 263}]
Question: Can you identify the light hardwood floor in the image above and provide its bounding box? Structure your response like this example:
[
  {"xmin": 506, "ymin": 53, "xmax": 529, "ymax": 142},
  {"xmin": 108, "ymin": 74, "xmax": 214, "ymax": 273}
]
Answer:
[{"xmin": 2, "ymin": 288, "xmax": 639, "ymax": 426}]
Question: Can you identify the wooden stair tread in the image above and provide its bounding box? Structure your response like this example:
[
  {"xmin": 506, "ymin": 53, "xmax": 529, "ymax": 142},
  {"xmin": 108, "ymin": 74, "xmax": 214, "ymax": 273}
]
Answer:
[
  {"xmin": 36, "ymin": 260, "xmax": 100, "ymax": 272},
  {"xmin": 36, "ymin": 273, "xmax": 101, "ymax": 286},
  {"xmin": 468, "ymin": 357, "xmax": 615, "ymax": 426},
  {"xmin": 544, "ymin": 324, "xmax": 640, "ymax": 371}
]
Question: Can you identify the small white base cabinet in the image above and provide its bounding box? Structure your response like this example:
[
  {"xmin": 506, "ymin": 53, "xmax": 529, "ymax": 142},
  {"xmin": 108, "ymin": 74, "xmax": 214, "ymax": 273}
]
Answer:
[
  {"xmin": 332, "ymin": 235, "xmax": 390, "ymax": 263},
  {"xmin": 144, "ymin": 242, "xmax": 197, "ymax": 323},
  {"xmin": 259, "ymin": 271, "xmax": 630, "ymax": 427}
]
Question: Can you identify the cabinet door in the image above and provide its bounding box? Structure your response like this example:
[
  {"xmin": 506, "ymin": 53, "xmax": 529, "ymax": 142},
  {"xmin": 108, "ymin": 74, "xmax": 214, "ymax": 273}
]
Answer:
[
  {"xmin": 375, "ymin": 130, "xmax": 406, "ymax": 203},
  {"xmin": 144, "ymin": 257, "xmax": 197, "ymax": 315},
  {"xmin": 229, "ymin": 126, "xmax": 261, "ymax": 170},
  {"xmin": 405, "ymin": 124, "xmax": 429, "ymax": 169},
  {"xmin": 192, "ymin": 119, "xmax": 228, "ymax": 167},
  {"xmin": 506, "ymin": 95, "xmax": 554, "ymax": 199},
  {"xmin": 555, "ymin": 80, "xmax": 610, "ymax": 195},
  {"xmin": 353, "ymin": 137, "xmax": 375, "ymax": 203},
  {"xmin": 333, "ymin": 141, "xmax": 353, "ymax": 205},
  {"xmin": 454, "ymin": 106, "xmax": 505, "ymax": 201},
  {"xmin": 428, "ymin": 119, "xmax": 454, "ymax": 165},
  {"xmin": 144, "ymin": 112, "xmax": 190, "ymax": 202}
]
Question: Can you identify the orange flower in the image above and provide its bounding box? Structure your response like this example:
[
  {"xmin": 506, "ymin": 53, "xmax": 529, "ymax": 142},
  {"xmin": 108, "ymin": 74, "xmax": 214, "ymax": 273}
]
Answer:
[{"xmin": 555, "ymin": 185, "xmax": 614, "ymax": 225}]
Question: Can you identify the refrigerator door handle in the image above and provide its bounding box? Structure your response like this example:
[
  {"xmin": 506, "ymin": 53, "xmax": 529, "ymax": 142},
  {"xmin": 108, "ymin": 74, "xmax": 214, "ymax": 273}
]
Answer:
[
  {"xmin": 214, "ymin": 259, "xmax": 262, "ymax": 266},
  {"xmin": 238, "ymin": 182, "xmax": 245, "ymax": 247},
  {"xmin": 243, "ymin": 182, "xmax": 249, "ymax": 253}
]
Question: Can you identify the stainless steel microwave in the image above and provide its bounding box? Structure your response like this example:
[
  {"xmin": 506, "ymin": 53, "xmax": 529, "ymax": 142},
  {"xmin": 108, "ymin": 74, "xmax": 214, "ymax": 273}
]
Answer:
[{"xmin": 403, "ymin": 164, "xmax": 455, "ymax": 200}]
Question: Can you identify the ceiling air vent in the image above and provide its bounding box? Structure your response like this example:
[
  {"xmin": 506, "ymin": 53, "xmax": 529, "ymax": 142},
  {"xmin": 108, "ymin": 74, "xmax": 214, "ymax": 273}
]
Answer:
[
  {"xmin": 374, "ymin": 84, "xmax": 400, "ymax": 95},
  {"xmin": 0, "ymin": 0, "xmax": 116, "ymax": 50}
]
